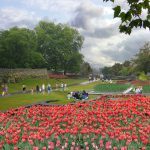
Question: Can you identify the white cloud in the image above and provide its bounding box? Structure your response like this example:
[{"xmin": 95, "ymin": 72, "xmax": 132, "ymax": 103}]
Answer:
[
  {"xmin": 22, "ymin": 0, "xmax": 84, "ymax": 12},
  {"xmin": 0, "ymin": 0, "xmax": 149, "ymax": 68},
  {"xmin": 0, "ymin": 7, "xmax": 41, "ymax": 29}
]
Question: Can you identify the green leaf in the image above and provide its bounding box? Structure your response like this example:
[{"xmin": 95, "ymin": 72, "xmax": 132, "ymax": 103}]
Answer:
[
  {"xmin": 143, "ymin": 0, "xmax": 149, "ymax": 9},
  {"xmin": 119, "ymin": 12, "xmax": 126, "ymax": 22},
  {"xmin": 3, "ymin": 144, "xmax": 11, "ymax": 150},
  {"xmin": 126, "ymin": 11, "xmax": 132, "ymax": 21},
  {"xmin": 129, "ymin": 19, "xmax": 142, "ymax": 28},
  {"xmin": 113, "ymin": 6, "xmax": 121, "ymax": 18},
  {"xmin": 143, "ymin": 20, "xmax": 150, "ymax": 29},
  {"xmin": 119, "ymin": 25, "xmax": 128, "ymax": 33}
]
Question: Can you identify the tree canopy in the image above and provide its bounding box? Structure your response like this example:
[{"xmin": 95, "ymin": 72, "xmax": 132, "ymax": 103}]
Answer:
[
  {"xmin": 101, "ymin": 42, "xmax": 150, "ymax": 78},
  {"xmin": 0, "ymin": 27, "xmax": 45, "ymax": 68},
  {"xmin": 35, "ymin": 21, "xmax": 84, "ymax": 74},
  {"xmin": 103, "ymin": 0, "xmax": 150, "ymax": 34},
  {"xmin": 0, "ymin": 21, "xmax": 85, "ymax": 74},
  {"xmin": 133, "ymin": 42, "xmax": 150, "ymax": 73}
]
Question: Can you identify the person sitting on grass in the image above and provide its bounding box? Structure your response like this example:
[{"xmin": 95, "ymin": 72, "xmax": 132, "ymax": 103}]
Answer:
[
  {"xmin": 82, "ymin": 90, "xmax": 88, "ymax": 100},
  {"xmin": 135, "ymin": 86, "xmax": 143, "ymax": 94},
  {"xmin": 71, "ymin": 91, "xmax": 88, "ymax": 100}
]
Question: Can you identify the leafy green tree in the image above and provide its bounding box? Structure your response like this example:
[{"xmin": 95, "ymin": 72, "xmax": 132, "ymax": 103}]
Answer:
[
  {"xmin": 119, "ymin": 61, "xmax": 132, "ymax": 76},
  {"xmin": 138, "ymin": 71, "xmax": 149, "ymax": 81},
  {"xmin": 101, "ymin": 66, "xmax": 112, "ymax": 78},
  {"xmin": 0, "ymin": 27, "xmax": 45, "ymax": 68},
  {"xmin": 110, "ymin": 63, "xmax": 123, "ymax": 76},
  {"xmin": 35, "ymin": 21, "xmax": 84, "ymax": 74},
  {"xmin": 103, "ymin": 0, "xmax": 150, "ymax": 34},
  {"xmin": 65, "ymin": 52, "xmax": 84, "ymax": 74},
  {"xmin": 133, "ymin": 42, "xmax": 150, "ymax": 73},
  {"xmin": 80, "ymin": 62, "xmax": 93, "ymax": 76}
]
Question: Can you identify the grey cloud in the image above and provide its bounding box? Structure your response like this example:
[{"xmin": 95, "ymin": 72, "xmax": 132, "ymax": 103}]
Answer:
[
  {"xmin": 71, "ymin": 2, "xmax": 119, "ymax": 39},
  {"xmin": 101, "ymin": 31, "xmax": 150, "ymax": 63},
  {"xmin": 83, "ymin": 23, "xmax": 119, "ymax": 39},
  {"xmin": 71, "ymin": 3, "xmax": 104, "ymax": 30},
  {"xmin": 71, "ymin": 14, "xmax": 90, "ymax": 30}
]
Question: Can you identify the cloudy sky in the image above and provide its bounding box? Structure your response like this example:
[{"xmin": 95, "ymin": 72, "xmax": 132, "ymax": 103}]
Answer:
[{"xmin": 0, "ymin": 0, "xmax": 149, "ymax": 68}]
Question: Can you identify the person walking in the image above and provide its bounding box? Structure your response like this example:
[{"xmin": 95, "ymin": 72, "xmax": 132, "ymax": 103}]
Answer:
[
  {"xmin": 64, "ymin": 83, "xmax": 67, "ymax": 91},
  {"xmin": 22, "ymin": 85, "xmax": 26, "ymax": 93},
  {"xmin": 47, "ymin": 83, "xmax": 51, "ymax": 94},
  {"xmin": 42, "ymin": 83, "xmax": 45, "ymax": 95},
  {"xmin": 55, "ymin": 83, "xmax": 58, "ymax": 91},
  {"xmin": 36, "ymin": 85, "xmax": 40, "ymax": 94},
  {"xmin": 61, "ymin": 83, "xmax": 64, "ymax": 91},
  {"xmin": 31, "ymin": 88, "xmax": 34, "ymax": 95},
  {"xmin": 4, "ymin": 84, "xmax": 8, "ymax": 95},
  {"xmin": 1, "ymin": 85, "xmax": 5, "ymax": 96}
]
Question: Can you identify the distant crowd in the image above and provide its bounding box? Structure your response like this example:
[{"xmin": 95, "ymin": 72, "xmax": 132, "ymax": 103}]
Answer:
[
  {"xmin": 22, "ymin": 83, "xmax": 68, "ymax": 95},
  {"xmin": 1, "ymin": 83, "xmax": 68, "ymax": 96}
]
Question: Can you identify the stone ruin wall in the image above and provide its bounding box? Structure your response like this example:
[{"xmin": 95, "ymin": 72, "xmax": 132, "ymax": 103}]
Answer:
[{"xmin": 0, "ymin": 68, "xmax": 48, "ymax": 83}]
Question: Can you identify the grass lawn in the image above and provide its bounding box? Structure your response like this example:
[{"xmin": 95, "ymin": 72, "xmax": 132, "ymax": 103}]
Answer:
[
  {"xmin": 94, "ymin": 83, "xmax": 131, "ymax": 92},
  {"xmin": 1, "ymin": 78, "xmax": 87, "ymax": 93},
  {"xmin": 94, "ymin": 83, "xmax": 150, "ymax": 93},
  {"xmin": 0, "ymin": 80, "xmax": 101, "ymax": 111}
]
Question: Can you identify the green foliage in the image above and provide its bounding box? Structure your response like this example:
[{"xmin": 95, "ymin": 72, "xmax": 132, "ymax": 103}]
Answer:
[
  {"xmin": 103, "ymin": 0, "xmax": 150, "ymax": 34},
  {"xmin": 102, "ymin": 42, "xmax": 150, "ymax": 77},
  {"xmin": 80, "ymin": 62, "xmax": 93, "ymax": 76},
  {"xmin": 133, "ymin": 42, "xmax": 150, "ymax": 74},
  {"xmin": 0, "ymin": 21, "xmax": 84, "ymax": 74},
  {"xmin": 138, "ymin": 71, "xmax": 149, "ymax": 81},
  {"xmin": 35, "ymin": 21, "xmax": 84, "ymax": 73},
  {"xmin": 0, "ymin": 27, "xmax": 45, "ymax": 68}
]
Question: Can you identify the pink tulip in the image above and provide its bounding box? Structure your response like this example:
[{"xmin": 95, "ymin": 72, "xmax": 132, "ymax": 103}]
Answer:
[
  {"xmin": 42, "ymin": 147, "xmax": 47, "ymax": 150},
  {"xmin": 33, "ymin": 147, "xmax": 39, "ymax": 150}
]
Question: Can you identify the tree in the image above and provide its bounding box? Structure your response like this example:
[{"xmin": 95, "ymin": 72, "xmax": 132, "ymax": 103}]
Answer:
[
  {"xmin": 80, "ymin": 62, "xmax": 93, "ymax": 76},
  {"xmin": 101, "ymin": 66, "xmax": 112, "ymax": 78},
  {"xmin": 111, "ymin": 63, "xmax": 122, "ymax": 76},
  {"xmin": 0, "ymin": 27, "xmax": 45, "ymax": 68},
  {"xmin": 132, "ymin": 42, "xmax": 150, "ymax": 73},
  {"xmin": 35, "ymin": 21, "xmax": 84, "ymax": 74},
  {"xmin": 103, "ymin": 0, "xmax": 150, "ymax": 34}
]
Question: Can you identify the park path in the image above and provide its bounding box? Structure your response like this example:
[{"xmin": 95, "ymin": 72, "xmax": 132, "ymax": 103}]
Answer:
[
  {"xmin": 80, "ymin": 79, "xmax": 100, "ymax": 85},
  {"xmin": 0, "ymin": 79, "xmax": 100, "ymax": 98},
  {"xmin": 1, "ymin": 79, "xmax": 150, "ymax": 97}
]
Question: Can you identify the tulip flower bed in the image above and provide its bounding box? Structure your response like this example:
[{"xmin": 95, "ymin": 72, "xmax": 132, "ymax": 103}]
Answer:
[{"xmin": 0, "ymin": 95, "xmax": 150, "ymax": 150}]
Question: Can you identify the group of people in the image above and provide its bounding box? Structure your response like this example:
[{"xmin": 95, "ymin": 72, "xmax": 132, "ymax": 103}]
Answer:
[
  {"xmin": 22, "ymin": 83, "xmax": 52, "ymax": 94},
  {"xmin": 67, "ymin": 90, "xmax": 88, "ymax": 100},
  {"xmin": 123, "ymin": 86, "xmax": 143, "ymax": 94},
  {"xmin": 22, "ymin": 83, "xmax": 68, "ymax": 94},
  {"xmin": 35, "ymin": 83, "xmax": 52, "ymax": 94},
  {"xmin": 1, "ymin": 84, "xmax": 8, "ymax": 96},
  {"xmin": 133, "ymin": 86, "xmax": 143, "ymax": 94}
]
